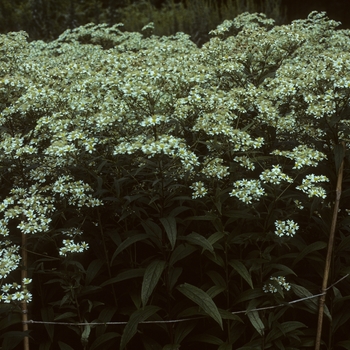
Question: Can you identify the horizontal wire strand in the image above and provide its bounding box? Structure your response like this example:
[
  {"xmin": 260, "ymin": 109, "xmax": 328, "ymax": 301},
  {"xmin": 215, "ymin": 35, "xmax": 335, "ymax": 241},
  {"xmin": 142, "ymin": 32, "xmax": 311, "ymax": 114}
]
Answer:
[{"xmin": 23, "ymin": 274, "xmax": 348, "ymax": 326}]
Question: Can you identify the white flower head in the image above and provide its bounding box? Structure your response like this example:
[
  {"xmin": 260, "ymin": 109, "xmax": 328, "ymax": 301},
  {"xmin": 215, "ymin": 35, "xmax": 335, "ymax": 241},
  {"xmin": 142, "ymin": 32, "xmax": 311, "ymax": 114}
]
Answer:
[{"xmin": 274, "ymin": 219, "xmax": 299, "ymax": 237}]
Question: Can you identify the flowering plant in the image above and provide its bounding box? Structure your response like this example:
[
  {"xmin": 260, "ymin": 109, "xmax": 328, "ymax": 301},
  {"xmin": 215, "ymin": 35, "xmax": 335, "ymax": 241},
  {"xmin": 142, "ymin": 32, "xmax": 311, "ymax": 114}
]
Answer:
[{"xmin": 0, "ymin": 11, "xmax": 350, "ymax": 350}]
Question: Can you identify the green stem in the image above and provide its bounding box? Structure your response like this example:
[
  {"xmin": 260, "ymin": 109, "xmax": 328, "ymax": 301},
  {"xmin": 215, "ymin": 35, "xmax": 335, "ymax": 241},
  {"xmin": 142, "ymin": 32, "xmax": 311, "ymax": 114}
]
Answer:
[{"xmin": 97, "ymin": 209, "xmax": 118, "ymax": 307}]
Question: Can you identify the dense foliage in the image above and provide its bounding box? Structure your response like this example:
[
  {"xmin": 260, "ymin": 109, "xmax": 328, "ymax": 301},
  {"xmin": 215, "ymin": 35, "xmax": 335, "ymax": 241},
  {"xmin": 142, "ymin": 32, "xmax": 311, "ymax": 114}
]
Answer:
[{"xmin": 1, "ymin": 10, "xmax": 350, "ymax": 350}]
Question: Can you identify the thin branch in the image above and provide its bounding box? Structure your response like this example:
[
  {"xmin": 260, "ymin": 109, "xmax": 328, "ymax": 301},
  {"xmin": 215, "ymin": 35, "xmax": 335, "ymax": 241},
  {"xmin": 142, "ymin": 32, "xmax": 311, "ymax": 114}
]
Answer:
[{"xmin": 315, "ymin": 141, "xmax": 346, "ymax": 350}]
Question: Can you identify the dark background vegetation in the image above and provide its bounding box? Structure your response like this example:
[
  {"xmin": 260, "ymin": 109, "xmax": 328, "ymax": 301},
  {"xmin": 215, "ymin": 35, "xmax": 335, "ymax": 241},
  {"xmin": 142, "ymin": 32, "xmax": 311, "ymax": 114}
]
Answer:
[{"xmin": 1, "ymin": 0, "xmax": 349, "ymax": 43}]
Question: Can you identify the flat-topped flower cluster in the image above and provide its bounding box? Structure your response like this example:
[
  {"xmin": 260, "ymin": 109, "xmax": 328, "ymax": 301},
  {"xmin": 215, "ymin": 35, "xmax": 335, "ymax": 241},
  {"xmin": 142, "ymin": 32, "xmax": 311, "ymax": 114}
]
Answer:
[{"xmin": 0, "ymin": 11, "xmax": 349, "ymax": 312}]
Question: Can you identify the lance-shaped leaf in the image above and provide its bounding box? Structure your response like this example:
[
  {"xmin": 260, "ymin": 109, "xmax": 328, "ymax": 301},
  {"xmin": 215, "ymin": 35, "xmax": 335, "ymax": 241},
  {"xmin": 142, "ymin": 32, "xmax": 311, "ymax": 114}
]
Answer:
[
  {"xmin": 247, "ymin": 310, "xmax": 265, "ymax": 335},
  {"xmin": 120, "ymin": 306, "xmax": 161, "ymax": 349},
  {"xmin": 229, "ymin": 260, "xmax": 253, "ymax": 289},
  {"xmin": 141, "ymin": 260, "xmax": 166, "ymax": 307},
  {"xmin": 177, "ymin": 283, "xmax": 223, "ymax": 329},
  {"xmin": 111, "ymin": 234, "xmax": 149, "ymax": 264},
  {"xmin": 181, "ymin": 232, "xmax": 214, "ymax": 253},
  {"xmin": 160, "ymin": 216, "xmax": 177, "ymax": 250}
]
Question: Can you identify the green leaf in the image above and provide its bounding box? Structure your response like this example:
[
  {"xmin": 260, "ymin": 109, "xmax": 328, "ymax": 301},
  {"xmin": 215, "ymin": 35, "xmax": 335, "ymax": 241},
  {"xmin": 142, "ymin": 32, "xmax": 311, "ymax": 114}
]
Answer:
[
  {"xmin": 141, "ymin": 220, "xmax": 162, "ymax": 242},
  {"xmin": 278, "ymin": 321, "xmax": 306, "ymax": 334},
  {"xmin": 162, "ymin": 344, "xmax": 181, "ymax": 350},
  {"xmin": 233, "ymin": 288, "xmax": 265, "ymax": 305},
  {"xmin": 247, "ymin": 310, "xmax": 264, "ymax": 335},
  {"xmin": 267, "ymin": 263, "xmax": 297, "ymax": 277},
  {"xmin": 218, "ymin": 343, "xmax": 233, "ymax": 350},
  {"xmin": 41, "ymin": 306, "xmax": 54, "ymax": 342},
  {"xmin": 291, "ymin": 284, "xmax": 318, "ymax": 312},
  {"xmin": 141, "ymin": 260, "xmax": 166, "ymax": 307},
  {"xmin": 207, "ymin": 231, "xmax": 225, "ymax": 246},
  {"xmin": 0, "ymin": 313, "xmax": 21, "ymax": 331},
  {"xmin": 293, "ymin": 241, "xmax": 326, "ymax": 266},
  {"xmin": 206, "ymin": 270, "xmax": 226, "ymax": 287},
  {"xmin": 229, "ymin": 260, "xmax": 254, "ymax": 289},
  {"xmin": 169, "ymin": 244, "xmax": 196, "ymax": 266},
  {"xmin": 85, "ymin": 259, "xmax": 104, "ymax": 285},
  {"xmin": 98, "ymin": 306, "xmax": 118, "ymax": 323},
  {"xmin": 100, "ymin": 268, "xmax": 145, "ymax": 287},
  {"xmin": 167, "ymin": 267, "xmax": 183, "ymax": 291},
  {"xmin": 336, "ymin": 234, "xmax": 350, "ymax": 253},
  {"xmin": 169, "ymin": 205, "xmax": 191, "ymax": 218},
  {"xmin": 181, "ymin": 232, "xmax": 214, "ymax": 253},
  {"xmin": 58, "ymin": 341, "xmax": 75, "ymax": 350},
  {"xmin": 89, "ymin": 332, "xmax": 120, "ymax": 350},
  {"xmin": 218, "ymin": 309, "xmax": 243, "ymax": 322},
  {"xmin": 81, "ymin": 322, "xmax": 91, "ymax": 347},
  {"xmin": 1, "ymin": 332, "xmax": 27, "ymax": 350},
  {"xmin": 291, "ymin": 284, "xmax": 332, "ymax": 320},
  {"xmin": 111, "ymin": 234, "xmax": 149, "ymax": 264},
  {"xmin": 160, "ymin": 216, "xmax": 177, "ymax": 250},
  {"xmin": 174, "ymin": 320, "xmax": 197, "ymax": 344},
  {"xmin": 177, "ymin": 283, "xmax": 223, "ymax": 329},
  {"xmin": 187, "ymin": 334, "xmax": 224, "ymax": 345},
  {"xmin": 337, "ymin": 340, "xmax": 350, "ymax": 349},
  {"xmin": 265, "ymin": 321, "xmax": 306, "ymax": 343},
  {"xmin": 206, "ymin": 285, "xmax": 226, "ymax": 298},
  {"xmin": 54, "ymin": 312, "xmax": 77, "ymax": 321},
  {"xmin": 120, "ymin": 306, "xmax": 161, "ymax": 349}
]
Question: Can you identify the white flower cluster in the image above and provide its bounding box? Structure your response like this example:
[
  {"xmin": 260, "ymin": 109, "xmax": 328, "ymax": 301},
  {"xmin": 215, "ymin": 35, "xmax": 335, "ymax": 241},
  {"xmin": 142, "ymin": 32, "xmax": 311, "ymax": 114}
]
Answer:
[
  {"xmin": 58, "ymin": 228, "xmax": 89, "ymax": 256},
  {"xmin": 274, "ymin": 220, "xmax": 299, "ymax": 237},
  {"xmin": 271, "ymin": 145, "xmax": 327, "ymax": 169},
  {"xmin": 259, "ymin": 165, "xmax": 293, "ymax": 185},
  {"xmin": 59, "ymin": 240, "xmax": 89, "ymax": 257},
  {"xmin": 0, "ymin": 278, "xmax": 32, "ymax": 303},
  {"xmin": 209, "ymin": 19, "xmax": 234, "ymax": 36},
  {"xmin": 234, "ymin": 155, "xmax": 255, "ymax": 171},
  {"xmin": 294, "ymin": 199, "xmax": 304, "ymax": 210},
  {"xmin": 52, "ymin": 176, "xmax": 103, "ymax": 207},
  {"xmin": 230, "ymin": 179, "xmax": 266, "ymax": 204},
  {"xmin": 0, "ymin": 241, "xmax": 21, "ymax": 279},
  {"xmin": 201, "ymin": 157, "xmax": 230, "ymax": 179},
  {"xmin": 296, "ymin": 174, "xmax": 329, "ymax": 199},
  {"xmin": 189, "ymin": 181, "xmax": 208, "ymax": 199},
  {"xmin": 263, "ymin": 276, "xmax": 291, "ymax": 293}
]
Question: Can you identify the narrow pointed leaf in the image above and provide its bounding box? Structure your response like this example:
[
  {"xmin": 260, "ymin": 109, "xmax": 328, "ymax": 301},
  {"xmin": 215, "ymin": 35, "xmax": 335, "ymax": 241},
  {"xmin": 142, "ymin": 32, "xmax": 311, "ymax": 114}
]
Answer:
[
  {"xmin": 100, "ymin": 268, "xmax": 145, "ymax": 287},
  {"xmin": 337, "ymin": 340, "xmax": 350, "ymax": 349},
  {"xmin": 247, "ymin": 310, "xmax": 265, "ymax": 335},
  {"xmin": 141, "ymin": 260, "xmax": 166, "ymax": 307},
  {"xmin": 177, "ymin": 283, "xmax": 223, "ymax": 329},
  {"xmin": 160, "ymin": 216, "xmax": 177, "ymax": 250},
  {"xmin": 111, "ymin": 234, "xmax": 149, "ymax": 264},
  {"xmin": 89, "ymin": 332, "xmax": 120, "ymax": 350},
  {"xmin": 58, "ymin": 342, "xmax": 75, "ymax": 350},
  {"xmin": 182, "ymin": 232, "xmax": 214, "ymax": 253},
  {"xmin": 293, "ymin": 241, "xmax": 327, "ymax": 265},
  {"xmin": 292, "ymin": 284, "xmax": 332, "ymax": 320},
  {"xmin": 85, "ymin": 259, "xmax": 104, "ymax": 285},
  {"xmin": 120, "ymin": 306, "xmax": 161, "ymax": 349},
  {"xmin": 169, "ymin": 244, "xmax": 196, "ymax": 266},
  {"xmin": 229, "ymin": 260, "xmax": 253, "ymax": 289}
]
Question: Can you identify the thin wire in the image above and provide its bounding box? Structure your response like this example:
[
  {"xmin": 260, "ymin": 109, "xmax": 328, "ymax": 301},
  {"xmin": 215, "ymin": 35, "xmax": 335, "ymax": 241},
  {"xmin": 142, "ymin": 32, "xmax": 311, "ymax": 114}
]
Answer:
[
  {"xmin": 23, "ymin": 274, "xmax": 349, "ymax": 326},
  {"xmin": 24, "ymin": 317, "xmax": 204, "ymax": 326}
]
